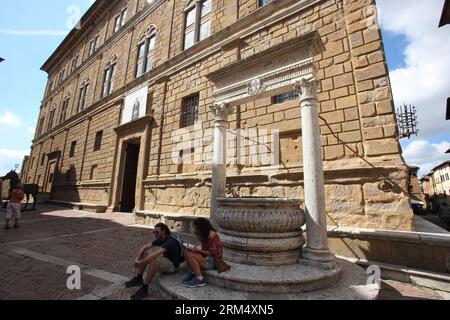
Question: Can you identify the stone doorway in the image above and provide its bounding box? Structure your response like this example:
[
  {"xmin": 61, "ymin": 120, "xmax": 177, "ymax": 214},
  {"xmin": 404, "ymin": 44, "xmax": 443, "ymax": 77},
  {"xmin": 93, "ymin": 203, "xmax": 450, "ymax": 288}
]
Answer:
[{"xmin": 119, "ymin": 141, "xmax": 140, "ymax": 213}]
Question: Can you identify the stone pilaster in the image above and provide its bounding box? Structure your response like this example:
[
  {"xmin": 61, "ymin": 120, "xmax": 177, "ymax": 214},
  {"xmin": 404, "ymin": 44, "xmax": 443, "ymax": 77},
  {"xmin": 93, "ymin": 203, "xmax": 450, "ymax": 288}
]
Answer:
[
  {"xmin": 209, "ymin": 103, "xmax": 233, "ymax": 228},
  {"xmin": 296, "ymin": 78, "xmax": 337, "ymax": 270}
]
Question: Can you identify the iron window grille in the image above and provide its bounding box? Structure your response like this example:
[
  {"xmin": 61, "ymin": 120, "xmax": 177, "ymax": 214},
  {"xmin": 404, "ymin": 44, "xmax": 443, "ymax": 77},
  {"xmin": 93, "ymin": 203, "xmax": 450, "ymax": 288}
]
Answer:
[
  {"xmin": 181, "ymin": 94, "xmax": 199, "ymax": 128},
  {"xmin": 94, "ymin": 131, "xmax": 103, "ymax": 152}
]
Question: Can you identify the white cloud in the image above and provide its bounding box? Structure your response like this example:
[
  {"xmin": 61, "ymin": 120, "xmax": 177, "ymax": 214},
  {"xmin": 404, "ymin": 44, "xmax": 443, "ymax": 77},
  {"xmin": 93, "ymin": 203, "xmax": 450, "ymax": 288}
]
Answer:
[
  {"xmin": 27, "ymin": 126, "xmax": 35, "ymax": 135},
  {"xmin": 377, "ymin": 0, "xmax": 450, "ymax": 138},
  {"xmin": 0, "ymin": 149, "xmax": 28, "ymax": 177},
  {"xmin": 0, "ymin": 111, "xmax": 22, "ymax": 128},
  {"xmin": 402, "ymin": 140, "xmax": 450, "ymax": 176}
]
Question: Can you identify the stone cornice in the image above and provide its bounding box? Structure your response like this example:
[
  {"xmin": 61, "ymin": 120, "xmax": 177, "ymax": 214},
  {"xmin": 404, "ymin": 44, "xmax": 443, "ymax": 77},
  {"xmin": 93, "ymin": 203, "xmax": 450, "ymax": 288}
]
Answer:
[
  {"xmin": 41, "ymin": 0, "xmax": 115, "ymax": 73},
  {"xmin": 114, "ymin": 114, "xmax": 154, "ymax": 133},
  {"xmin": 41, "ymin": 0, "xmax": 166, "ymax": 98},
  {"xmin": 207, "ymin": 31, "xmax": 323, "ymax": 106}
]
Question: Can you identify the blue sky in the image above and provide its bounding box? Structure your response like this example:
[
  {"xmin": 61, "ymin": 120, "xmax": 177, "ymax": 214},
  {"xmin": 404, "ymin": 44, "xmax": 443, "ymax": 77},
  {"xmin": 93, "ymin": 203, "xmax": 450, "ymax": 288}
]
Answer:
[
  {"xmin": 0, "ymin": 0, "xmax": 92, "ymax": 174},
  {"xmin": 0, "ymin": 0, "xmax": 449, "ymax": 176}
]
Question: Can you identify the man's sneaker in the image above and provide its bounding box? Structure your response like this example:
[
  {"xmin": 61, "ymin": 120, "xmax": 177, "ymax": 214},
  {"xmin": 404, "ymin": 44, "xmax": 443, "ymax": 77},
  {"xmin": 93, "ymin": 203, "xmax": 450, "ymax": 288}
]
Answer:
[
  {"xmin": 130, "ymin": 286, "xmax": 149, "ymax": 300},
  {"xmin": 182, "ymin": 272, "xmax": 196, "ymax": 283},
  {"xmin": 183, "ymin": 277, "xmax": 206, "ymax": 288},
  {"xmin": 125, "ymin": 276, "xmax": 143, "ymax": 288}
]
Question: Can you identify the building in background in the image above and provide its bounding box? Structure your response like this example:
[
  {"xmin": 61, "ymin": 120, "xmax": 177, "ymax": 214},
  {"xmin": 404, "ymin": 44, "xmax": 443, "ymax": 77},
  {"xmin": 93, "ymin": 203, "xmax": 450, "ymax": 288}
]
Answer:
[
  {"xmin": 21, "ymin": 0, "xmax": 414, "ymax": 230},
  {"xmin": 430, "ymin": 161, "xmax": 450, "ymax": 196}
]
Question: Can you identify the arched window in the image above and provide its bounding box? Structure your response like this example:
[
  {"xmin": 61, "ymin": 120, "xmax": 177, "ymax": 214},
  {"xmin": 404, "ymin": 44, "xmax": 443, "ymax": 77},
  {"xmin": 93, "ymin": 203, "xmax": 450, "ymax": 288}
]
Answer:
[
  {"xmin": 114, "ymin": 7, "xmax": 128, "ymax": 33},
  {"xmin": 136, "ymin": 28, "xmax": 156, "ymax": 78},
  {"xmin": 59, "ymin": 92, "xmax": 71, "ymax": 124},
  {"xmin": 102, "ymin": 55, "xmax": 118, "ymax": 98},
  {"xmin": 183, "ymin": 0, "xmax": 211, "ymax": 50},
  {"xmin": 78, "ymin": 77, "xmax": 90, "ymax": 112}
]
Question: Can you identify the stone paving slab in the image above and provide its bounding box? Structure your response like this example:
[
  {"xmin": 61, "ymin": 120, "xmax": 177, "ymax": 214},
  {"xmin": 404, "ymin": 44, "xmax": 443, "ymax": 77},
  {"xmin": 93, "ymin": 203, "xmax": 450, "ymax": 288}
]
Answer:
[
  {"xmin": 0, "ymin": 250, "xmax": 109, "ymax": 300},
  {"xmin": 0, "ymin": 205, "xmax": 446, "ymax": 300}
]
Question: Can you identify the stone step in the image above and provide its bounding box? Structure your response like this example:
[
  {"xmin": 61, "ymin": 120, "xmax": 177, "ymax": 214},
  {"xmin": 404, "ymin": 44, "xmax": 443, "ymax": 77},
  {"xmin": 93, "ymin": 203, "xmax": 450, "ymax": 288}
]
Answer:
[
  {"xmin": 203, "ymin": 261, "xmax": 341, "ymax": 293},
  {"xmin": 158, "ymin": 259, "xmax": 379, "ymax": 300}
]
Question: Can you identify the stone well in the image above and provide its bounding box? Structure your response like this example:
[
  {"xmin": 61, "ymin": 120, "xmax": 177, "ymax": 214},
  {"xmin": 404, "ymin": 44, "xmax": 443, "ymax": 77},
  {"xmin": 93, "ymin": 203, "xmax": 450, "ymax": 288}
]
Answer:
[
  {"xmin": 216, "ymin": 197, "xmax": 305, "ymax": 266},
  {"xmin": 201, "ymin": 196, "xmax": 343, "ymax": 294},
  {"xmin": 158, "ymin": 31, "xmax": 379, "ymax": 299}
]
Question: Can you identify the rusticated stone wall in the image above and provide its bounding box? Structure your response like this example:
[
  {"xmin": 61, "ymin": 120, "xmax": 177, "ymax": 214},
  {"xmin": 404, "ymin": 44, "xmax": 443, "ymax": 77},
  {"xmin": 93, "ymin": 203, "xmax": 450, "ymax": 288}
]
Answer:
[{"xmin": 25, "ymin": 0, "xmax": 414, "ymax": 231}]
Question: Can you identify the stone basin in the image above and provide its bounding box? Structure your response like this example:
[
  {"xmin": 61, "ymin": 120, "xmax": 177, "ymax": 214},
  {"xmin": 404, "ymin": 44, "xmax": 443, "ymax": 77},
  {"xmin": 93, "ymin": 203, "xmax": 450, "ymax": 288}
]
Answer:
[{"xmin": 216, "ymin": 197, "xmax": 306, "ymax": 266}]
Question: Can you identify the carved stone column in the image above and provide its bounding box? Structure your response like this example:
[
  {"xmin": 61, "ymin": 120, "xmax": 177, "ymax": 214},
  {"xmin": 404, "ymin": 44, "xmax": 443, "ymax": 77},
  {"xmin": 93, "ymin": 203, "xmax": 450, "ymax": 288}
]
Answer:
[
  {"xmin": 296, "ymin": 79, "xmax": 337, "ymax": 270},
  {"xmin": 209, "ymin": 103, "xmax": 233, "ymax": 228}
]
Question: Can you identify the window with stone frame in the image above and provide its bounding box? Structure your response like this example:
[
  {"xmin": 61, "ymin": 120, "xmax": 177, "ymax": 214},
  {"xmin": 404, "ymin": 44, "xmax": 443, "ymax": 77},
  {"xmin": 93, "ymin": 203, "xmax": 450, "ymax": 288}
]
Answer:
[
  {"xmin": 102, "ymin": 61, "xmax": 116, "ymax": 98},
  {"xmin": 46, "ymin": 79, "xmax": 54, "ymax": 96},
  {"xmin": 40, "ymin": 153, "xmax": 46, "ymax": 166},
  {"xmin": 135, "ymin": 31, "xmax": 156, "ymax": 78},
  {"xmin": 57, "ymin": 69, "xmax": 65, "ymax": 86},
  {"xmin": 70, "ymin": 55, "xmax": 79, "ymax": 73},
  {"xmin": 38, "ymin": 116, "xmax": 45, "ymax": 136},
  {"xmin": 183, "ymin": 0, "xmax": 212, "ymax": 50},
  {"xmin": 88, "ymin": 35, "xmax": 99, "ymax": 56},
  {"xmin": 47, "ymin": 109, "xmax": 56, "ymax": 131},
  {"xmin": 60, "ymin": 96, "xmax": 70, "ymax": 124},
  {"xmin": 78, "ymin": 80, "xmax": 90, "ymax": 112},
  {"xmin": 90, "ymin": 165, "xmax": 98, "ymax": 180},
  {"xmin": 273, "ymin": 90, "xmax": 300, "ymax": 104},
  {"xmin": 181, "ymin": 94, "xmax": 199, "ymax": 128},
  {"xmin": 69, "ymin": 141, "xmax": 77, "ymax": 158},
  {"xmin": 93, "ymin": 131, "xmax": 103, "ymax": 152},
  {"xmin": 114, "ymin": 7, "xmax": 128, "ymax": 33},
  {"xmin": 259, "ymin": 0, "xmax": 274, "ymax": 7}
]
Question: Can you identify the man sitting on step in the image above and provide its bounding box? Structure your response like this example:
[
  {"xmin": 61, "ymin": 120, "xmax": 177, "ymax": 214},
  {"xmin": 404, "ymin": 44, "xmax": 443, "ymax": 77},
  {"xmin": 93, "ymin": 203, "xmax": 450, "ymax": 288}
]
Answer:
[{"xmin": 125, "ymin": 223, "xmax": 184, "ymax": 300}]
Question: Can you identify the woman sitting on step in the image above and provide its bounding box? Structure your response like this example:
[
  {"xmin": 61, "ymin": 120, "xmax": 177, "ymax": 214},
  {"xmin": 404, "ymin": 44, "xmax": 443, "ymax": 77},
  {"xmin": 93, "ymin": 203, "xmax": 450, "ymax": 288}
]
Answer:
[{"xmin": 182, "ymin": 218, "xmax": 224, "ymax": 288}]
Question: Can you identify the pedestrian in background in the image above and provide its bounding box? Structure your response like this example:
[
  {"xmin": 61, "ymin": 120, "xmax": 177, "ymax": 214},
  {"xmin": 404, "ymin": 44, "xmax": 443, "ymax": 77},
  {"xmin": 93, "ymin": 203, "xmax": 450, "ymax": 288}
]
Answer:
[{"xmin": 5, "ymin": 183, "xmax": 24, "ymax": 230}]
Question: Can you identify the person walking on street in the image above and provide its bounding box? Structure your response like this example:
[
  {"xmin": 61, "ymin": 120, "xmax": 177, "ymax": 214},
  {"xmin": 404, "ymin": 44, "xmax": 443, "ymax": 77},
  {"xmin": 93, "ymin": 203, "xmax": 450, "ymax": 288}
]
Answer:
[{"xmin": 5, "ymin": 183, "xmax": 24, "ymax": 230}]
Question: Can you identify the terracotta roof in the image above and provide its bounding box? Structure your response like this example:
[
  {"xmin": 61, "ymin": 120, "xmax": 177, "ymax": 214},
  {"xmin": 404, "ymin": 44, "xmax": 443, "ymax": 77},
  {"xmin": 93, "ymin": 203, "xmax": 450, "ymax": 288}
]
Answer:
[{"xmin": 431, "ymin": 160, "xmax": 450, "ymax": 172}]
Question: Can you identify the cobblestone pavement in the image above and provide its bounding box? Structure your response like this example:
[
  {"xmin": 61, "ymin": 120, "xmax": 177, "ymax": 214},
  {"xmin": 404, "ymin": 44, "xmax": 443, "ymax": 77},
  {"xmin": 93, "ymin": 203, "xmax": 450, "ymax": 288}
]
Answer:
[{"xmin": 0, "ymin": 205, "xmax": 446, "ymax": 300}]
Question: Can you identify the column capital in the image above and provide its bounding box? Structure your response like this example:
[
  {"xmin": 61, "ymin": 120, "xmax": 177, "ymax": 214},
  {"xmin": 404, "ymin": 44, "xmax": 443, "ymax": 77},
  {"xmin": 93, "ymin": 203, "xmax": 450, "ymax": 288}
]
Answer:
[
  {"xmin": 210, "ymin": 103, "xmax": 234, "ymax": 121},
  {"xmin": 294, "ymin": 78, "xmax": 318, "ymax": 102}
]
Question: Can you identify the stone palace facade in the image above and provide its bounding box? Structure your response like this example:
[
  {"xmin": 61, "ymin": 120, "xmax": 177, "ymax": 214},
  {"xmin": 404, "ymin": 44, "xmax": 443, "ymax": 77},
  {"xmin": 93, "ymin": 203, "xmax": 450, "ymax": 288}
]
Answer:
[{"xmin": 21, "ymin": 0, "xmax": 414, "ymax": 230}]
